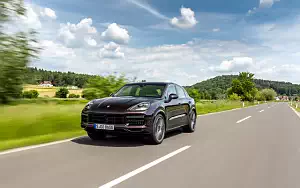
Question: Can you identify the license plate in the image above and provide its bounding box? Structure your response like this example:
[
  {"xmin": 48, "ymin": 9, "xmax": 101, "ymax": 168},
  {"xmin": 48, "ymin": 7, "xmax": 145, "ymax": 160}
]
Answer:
[{"xmin": 94, "ymin": 124, "xmax": 114, "ymax": 130}]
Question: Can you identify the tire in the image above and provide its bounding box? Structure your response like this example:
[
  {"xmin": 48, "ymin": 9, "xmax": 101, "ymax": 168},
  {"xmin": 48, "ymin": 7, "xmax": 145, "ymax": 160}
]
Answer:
[
  {"xmin": 87, "ymin": 131, "xmax": 106, "ymax": 140},
  {"xmin": 183, "ymin": 110, "xmax": 196, "ymax": 133},
  {"xmin": 147, "ymin": 114, "xmax": 166, "ymax": 145}
]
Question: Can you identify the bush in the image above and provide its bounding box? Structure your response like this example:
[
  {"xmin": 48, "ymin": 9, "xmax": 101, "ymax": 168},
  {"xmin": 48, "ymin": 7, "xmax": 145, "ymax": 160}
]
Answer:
[
  {"xmin": 260, "ymin": 88, "xmax": 277, "ymax": 101},
  {"xmin": 68, "ymin": 94, "xmax": 80, "ymax": 98},
  {"xmin": 228, "ymin": 93, "xmax": 241, "ymax": 101},
  {"xmin": 82, "ymin": 88, "xmax": 98, "ymax": 100},
  {"xmin": 22, "ymin": 90, "xmax": 39, "ymax": 99},
  {"xmin": 55, "ymin": 88, "xmax": 69, "ymax": 98}
]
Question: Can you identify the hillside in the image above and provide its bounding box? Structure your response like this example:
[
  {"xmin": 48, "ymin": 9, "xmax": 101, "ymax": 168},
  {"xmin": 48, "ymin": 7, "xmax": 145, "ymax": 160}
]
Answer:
[{"xmin": 189, "ymin": 75, "xmax": 300, "ymax": 99}]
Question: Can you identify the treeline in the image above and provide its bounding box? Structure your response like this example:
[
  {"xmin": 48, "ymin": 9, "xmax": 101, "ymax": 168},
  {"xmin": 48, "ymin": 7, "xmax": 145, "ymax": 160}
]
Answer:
[
  {"xmin": 187, "ymin": 75, "xmax": 300, "ymax": 100},
  {"xmin": 187, "ymin": 72, "xmax": 279, "ymax": 102},
  {"xmin": 23, "ymin": 67, "xmax": 98, "ymax": 88}
]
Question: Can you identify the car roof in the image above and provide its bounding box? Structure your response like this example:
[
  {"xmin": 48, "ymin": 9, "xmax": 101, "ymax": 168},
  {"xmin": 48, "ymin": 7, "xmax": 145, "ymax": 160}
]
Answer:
[{"xmin": 125, "ymin": 82, "xmax": 176, "ymax": 86}]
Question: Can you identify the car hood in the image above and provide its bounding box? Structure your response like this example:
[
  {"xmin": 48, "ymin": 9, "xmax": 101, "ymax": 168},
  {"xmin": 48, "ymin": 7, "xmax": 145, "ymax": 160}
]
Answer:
[{"xmin": 90, "ymin": 97, "xmax": 159, "ymax": 112}]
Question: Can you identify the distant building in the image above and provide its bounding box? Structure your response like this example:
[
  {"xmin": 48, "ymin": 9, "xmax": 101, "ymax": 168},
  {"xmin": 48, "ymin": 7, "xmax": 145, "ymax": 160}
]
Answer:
[
  {"xmin": 39, "ymin": 81, "xmax": 53, "ymax": 87},
  {"xmin": 67, "ymin": 86, "xmax": 78, "ymax": 89}
]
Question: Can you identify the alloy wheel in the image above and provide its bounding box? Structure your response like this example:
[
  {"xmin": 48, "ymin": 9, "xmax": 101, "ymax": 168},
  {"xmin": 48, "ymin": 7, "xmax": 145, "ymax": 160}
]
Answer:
[{"xmin": 155, "ymin": 117, "xmax": 165, "ymax": 142}]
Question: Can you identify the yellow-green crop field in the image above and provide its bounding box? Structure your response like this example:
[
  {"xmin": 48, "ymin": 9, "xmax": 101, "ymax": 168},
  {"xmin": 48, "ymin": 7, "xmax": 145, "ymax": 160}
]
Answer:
[{"xmin": 23, "ymin": 84, "xmax": 83, "ymax": 98}]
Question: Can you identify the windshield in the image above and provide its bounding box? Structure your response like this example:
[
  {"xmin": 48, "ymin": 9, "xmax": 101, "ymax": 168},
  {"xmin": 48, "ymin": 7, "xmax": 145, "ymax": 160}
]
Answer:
[{"xmin": 114, "ymin": 84, "xmax": 166, "ymax": 98}]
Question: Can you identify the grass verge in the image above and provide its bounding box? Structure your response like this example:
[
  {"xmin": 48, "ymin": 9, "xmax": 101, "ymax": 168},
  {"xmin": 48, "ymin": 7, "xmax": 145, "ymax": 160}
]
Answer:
[
  {"xmin": 291, "ymin": 102, "xmax": 300, "ymax": 112},
  {"xmin": 0, "ymin": 103, "xmax": 86, "ymax": 152},
  {"xmin": 196, "ymin": 100, "xmax": 256, "ymax": 115},
  {"xmin": 0, "ymin": 130, "xmax": 85, "ymax": 152}
]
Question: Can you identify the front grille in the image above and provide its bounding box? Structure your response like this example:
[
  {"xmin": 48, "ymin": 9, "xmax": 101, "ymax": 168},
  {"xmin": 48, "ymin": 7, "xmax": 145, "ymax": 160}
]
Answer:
[
  {"xmin": 87, "ymin": 113, "xmax": 146, "ymax": 125},
  {"xmin": 88, "ymin": 114, "xmax": 126, "ymax": 124},
  {"xmin": 126, "ymin": 115, "xmax": 145, "ymax": 125}
]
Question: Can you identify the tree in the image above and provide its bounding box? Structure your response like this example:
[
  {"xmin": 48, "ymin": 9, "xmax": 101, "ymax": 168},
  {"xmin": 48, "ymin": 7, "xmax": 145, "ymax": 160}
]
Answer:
[
  {"xmin": 260, "ymin": 88, "xmax": 277, "ymax": 101},
  {"xmin": 55, "ymin": 88, "xmax": 69, "ymax": 98},
  {"xmin": 22, "ymin": 90, "xmax": 39, "ymax": 98},
  {"xmin": 186, "ymin": 88, "xmax": 201, "ymax": 102},
  {"xmin": 82, "ymin": 75, "xmax": 127, "ymax": 100},
  {"xmin": 227, "ymin": 72, "xmax": 257, "ymax": 102},
  {"xmin": 0, "ymin": 0, "xmax": 39, "ymax": 103}
]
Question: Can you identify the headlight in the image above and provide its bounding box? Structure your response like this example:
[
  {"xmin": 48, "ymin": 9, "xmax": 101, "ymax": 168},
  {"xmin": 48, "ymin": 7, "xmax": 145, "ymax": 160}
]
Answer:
[
  {"xmin": 128, "ymin": 102, "xmax": 150, "ymax": 111},
  {"xmin": 84, "ymin": 100, "xmax": 94, "ymax": 110}
]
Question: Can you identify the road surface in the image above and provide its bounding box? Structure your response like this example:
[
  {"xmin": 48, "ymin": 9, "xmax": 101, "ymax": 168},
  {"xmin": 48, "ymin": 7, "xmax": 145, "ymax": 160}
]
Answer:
[{"xmin": 1, "ymin": 102, "xmax": 300, "ymax": 188}]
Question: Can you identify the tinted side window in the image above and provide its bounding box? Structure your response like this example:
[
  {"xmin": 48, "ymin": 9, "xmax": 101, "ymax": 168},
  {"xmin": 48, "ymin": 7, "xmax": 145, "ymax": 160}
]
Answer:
[
  {"xmin": 176, "ymin": 85, "xmax": 186, "ymax": 98},
  {"xmin": 166, "ymin": 84, "xmax": 177, "ymax": 97}
]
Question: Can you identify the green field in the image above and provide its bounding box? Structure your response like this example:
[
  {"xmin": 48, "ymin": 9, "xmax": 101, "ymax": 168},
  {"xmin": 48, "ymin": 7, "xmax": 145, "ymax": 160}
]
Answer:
[
  {"xmin": 0, "ymin": 103, "xmax": 86, "ymax": 151},
  {"xmin": 196, "ymin": 100, "xmax": 256, "ymax": 115},
  {"xmin": 0, "ymin": 99, "xmax": 256, "ymax": 151}
]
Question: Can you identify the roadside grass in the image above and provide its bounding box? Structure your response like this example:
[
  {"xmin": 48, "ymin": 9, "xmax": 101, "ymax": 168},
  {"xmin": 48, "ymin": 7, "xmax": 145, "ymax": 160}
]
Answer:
[
  {"xmin": 196, "ymin": 100, "xmax": 256, "ymax": 115},
  {"xmin": 0, "ymin": 104, "xmax": 86, "ymax": 151},
  {"xmin": 23, "ymin": 84, "xmax": 83, "ymax": 98},
  {"xmin": 290, "ymin": 102, "xmax": 300, "ymax": 112},
  {"xmin": 9, "ymin": 98, "xmax": 89, "ymax": 105}
]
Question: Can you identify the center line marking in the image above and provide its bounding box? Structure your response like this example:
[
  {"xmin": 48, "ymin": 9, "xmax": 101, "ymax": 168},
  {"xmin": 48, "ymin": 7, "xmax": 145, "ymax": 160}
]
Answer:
[
  {"xmin": 259, "ymin": 110, "xmax": 265, "ymax": 112},
  {"xmin": 98, "ymin": 145, "xmax": 191, "ymax": 188},
  {"xmin": 236, "ymin": 116, "xmax": 252, "ymax": 123}
]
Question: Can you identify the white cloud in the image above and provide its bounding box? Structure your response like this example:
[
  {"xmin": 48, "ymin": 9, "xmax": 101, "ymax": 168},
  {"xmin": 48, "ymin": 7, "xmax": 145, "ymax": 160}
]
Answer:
[
  {"xmin": 170, "ymin": 7, "xmax": 198, "ymax": 29},
  {"xmin": 212, "ymin": 28, "xmax": 220, "ymax": 32},
  {"xmin": 40, "ymin": 8, "xmax": 57, "ymax": 19},
  {"xmin": 247, "ymin": 0, "xmax": 279, "ymax": 15},
  {"xmin": 58, "ymin": 18, "xmax": 98, "ymax": 47},
  {"xmin": 211, "ymin": 57, "xmax": 254, "ymax": 73},
  {"xmin": 84, "ymin": 36, "xmax": 97, "ymax": 47},
  {"xmin": 99, "ymin": 42, "xmax": 125, "ymax": 59},
  {"xmin": 101, "ymin": 23, "xmax": 130, "ymax": 44},
  {"xmin": 40, "ymin": 40, "xmax": 76, "ymax": 58},
  {"xmin": 20, "ymin": 4, "xmax": 42, "ymax": 29},
  {"xmin": 259, "ymin": 0, "xmax": 280, "ymax": 8},
  {"xmin": 126, "ymin": 0, "xmax": 168, "ymax": 20}
]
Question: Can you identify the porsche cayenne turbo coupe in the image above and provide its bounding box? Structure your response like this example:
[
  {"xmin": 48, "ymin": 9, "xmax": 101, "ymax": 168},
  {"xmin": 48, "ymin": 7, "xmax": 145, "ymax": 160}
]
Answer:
[{"xmin": 81, "ymin": 82, "xmax": 197, "ymax": 144}]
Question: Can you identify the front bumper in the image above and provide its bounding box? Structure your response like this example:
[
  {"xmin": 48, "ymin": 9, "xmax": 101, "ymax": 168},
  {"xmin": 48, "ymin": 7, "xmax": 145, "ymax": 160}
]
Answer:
[{"xmin": 81, "ymin": 112, "xmax": 154, "ymax": 135}]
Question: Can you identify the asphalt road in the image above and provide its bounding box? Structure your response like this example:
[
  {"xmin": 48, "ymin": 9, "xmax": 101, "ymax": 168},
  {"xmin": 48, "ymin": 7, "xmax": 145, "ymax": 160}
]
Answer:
[{"xmin": 1, "ymin": 102, "xmax": 300, "ymax": 188}]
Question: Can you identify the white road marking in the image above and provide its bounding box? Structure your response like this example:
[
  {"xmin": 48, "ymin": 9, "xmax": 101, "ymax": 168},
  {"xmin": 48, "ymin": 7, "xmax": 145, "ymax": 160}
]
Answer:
[
  {"xmin": 289, "ymin": 106, "xmax": 300, "ymax": 119},
  {"xmin": 98, "ymin": 146, "xmax": 191, "ymax": 188},
  {"xmin": 268, "ymin": 106, "xmax": 271, "ymax": 108},
  {"xmin": 259, "ymin": 110, "xmax": 265, "ymax": 112},
  {"xmin": 236, "ymin": 116, "xmax": 252, "ymax": 124},
  {"xmin": 0, "ymin": 136, "xmax": 83, "ymax": 156}
]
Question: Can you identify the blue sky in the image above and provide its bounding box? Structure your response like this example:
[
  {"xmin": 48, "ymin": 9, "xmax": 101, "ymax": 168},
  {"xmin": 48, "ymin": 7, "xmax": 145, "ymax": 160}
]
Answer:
[{"xmin": 18, "ymin": 0, "xmax": 300, "ymax": 85}]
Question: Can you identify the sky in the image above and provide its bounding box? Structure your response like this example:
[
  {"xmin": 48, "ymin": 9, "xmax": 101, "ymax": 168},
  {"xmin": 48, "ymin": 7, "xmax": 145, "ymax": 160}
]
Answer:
[{"xmin": 11, "ymin": 0, "xmax": 300, "ymax": 85}]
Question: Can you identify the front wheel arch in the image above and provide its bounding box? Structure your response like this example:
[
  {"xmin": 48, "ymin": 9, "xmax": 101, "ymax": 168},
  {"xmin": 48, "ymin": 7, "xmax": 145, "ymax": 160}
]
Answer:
[{"xmin": 153, "ymin": 108, "xmax": 167, "ymax": 130}]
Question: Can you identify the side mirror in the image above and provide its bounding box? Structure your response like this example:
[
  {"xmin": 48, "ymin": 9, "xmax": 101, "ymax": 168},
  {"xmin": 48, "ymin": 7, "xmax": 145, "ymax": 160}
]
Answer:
[
  {"xmin": 169, "ymin": 93, "xmax": 178, "ymax": 101},
  {"xmin": 109, "ymin": 93, "xmax": 115, "ymax": 97}
]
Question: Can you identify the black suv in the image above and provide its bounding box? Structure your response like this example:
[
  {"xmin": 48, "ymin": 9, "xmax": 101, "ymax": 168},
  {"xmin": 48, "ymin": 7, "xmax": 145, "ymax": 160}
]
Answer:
[{"xmin": 81, "ymin": 82, "xmax": 197, "ymax": 144}]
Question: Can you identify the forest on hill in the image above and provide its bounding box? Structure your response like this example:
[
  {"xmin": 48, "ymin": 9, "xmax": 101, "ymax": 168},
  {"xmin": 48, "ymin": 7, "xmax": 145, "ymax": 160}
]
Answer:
[
  {"xmin": 24, "ymin": 67, "xmax": 100, "ymax": 88},
  {"xmin": 189, "ymin": 75, "xmax": 300, "ymax": 99}
]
